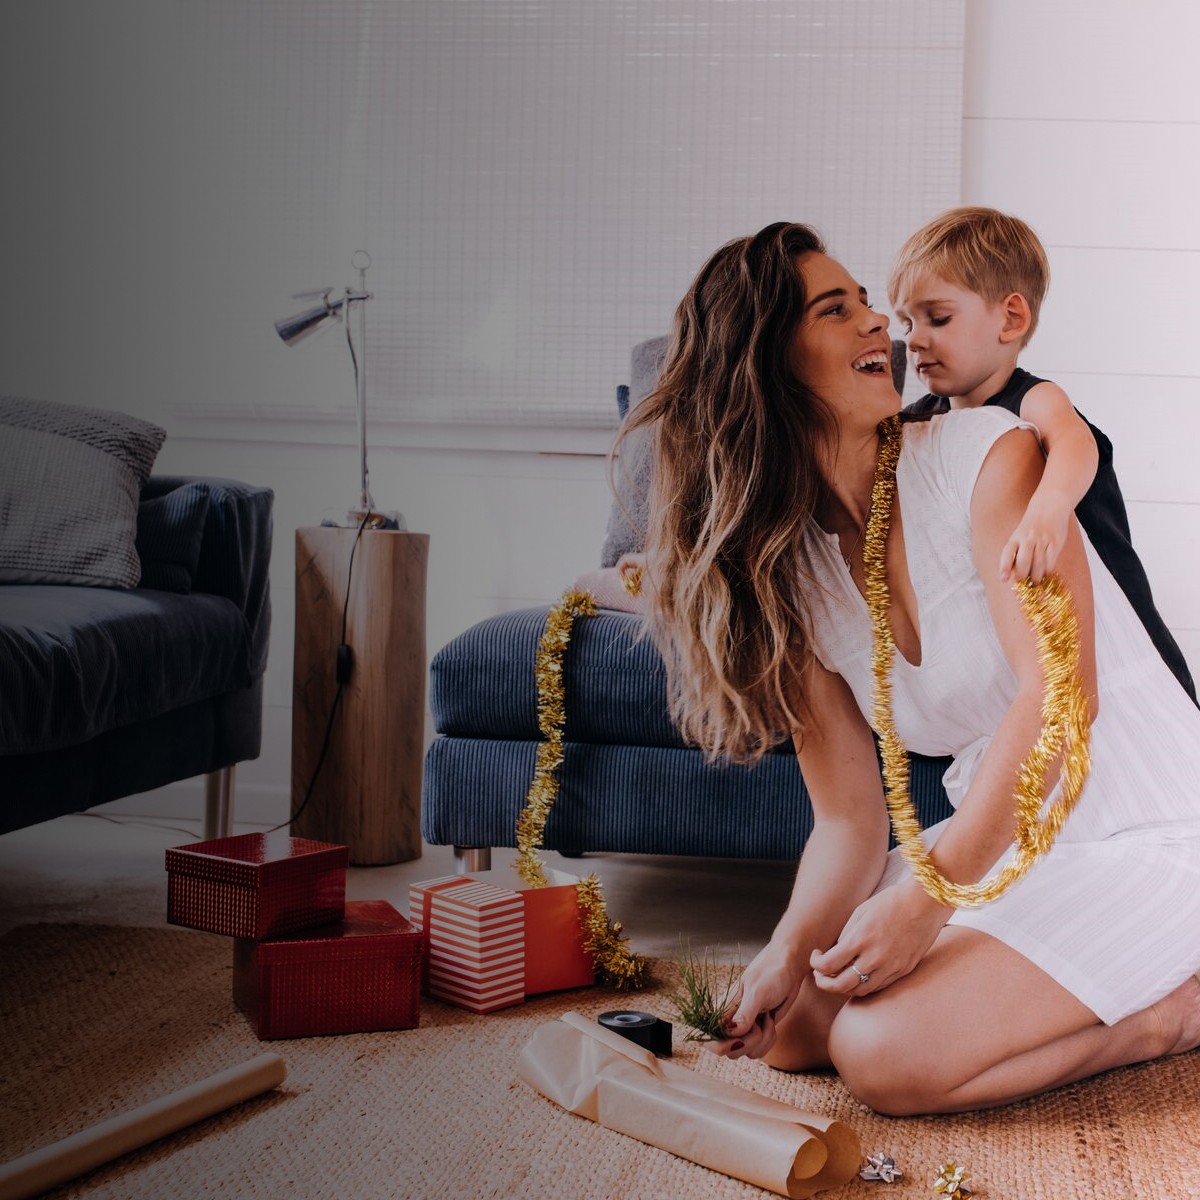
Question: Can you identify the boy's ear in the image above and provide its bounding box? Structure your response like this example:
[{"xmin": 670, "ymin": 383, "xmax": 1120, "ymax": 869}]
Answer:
[{"xmin": 998, "ymin": 292, "xmax": 1032, "ymax": 345}]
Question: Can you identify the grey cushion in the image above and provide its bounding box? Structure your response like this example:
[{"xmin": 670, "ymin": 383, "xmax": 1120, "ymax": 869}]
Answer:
[
  {"xmin": 0, "ymin": 396, "xmax": 166, "ymax": 588},
  {"xmin": 599, "ymin": 337, "xmax": 667, "ymax": 567},
  {"xmin": 599, "ymin": 336, "xmax": 908, "ymax": 568}
]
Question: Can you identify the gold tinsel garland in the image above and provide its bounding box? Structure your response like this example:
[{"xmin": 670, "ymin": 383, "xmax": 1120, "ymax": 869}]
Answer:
[
  {"xmin": 864, "ymin": 416, "xmax": 1092, "ymax": 908},
  {"xmin": 515, "ymin": 590, "xmax": 650, "ymax": 989}
]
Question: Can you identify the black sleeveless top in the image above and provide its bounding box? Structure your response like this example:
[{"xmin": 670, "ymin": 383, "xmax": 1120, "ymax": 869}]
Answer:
[{"xmin": 904, "ymin": 368, "xmax": 1196, "ymax": 702}]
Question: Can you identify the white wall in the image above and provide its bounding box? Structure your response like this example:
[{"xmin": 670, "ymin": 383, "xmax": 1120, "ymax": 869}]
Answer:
[{"xmin": 961, "ymin": 0, "xmax": 1200, "ymax": 681}]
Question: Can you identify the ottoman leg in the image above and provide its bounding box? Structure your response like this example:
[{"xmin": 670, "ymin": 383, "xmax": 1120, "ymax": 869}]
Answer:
[{"xmin": 454, "ymin": 846, "xmax": 492, "ymax": 874}]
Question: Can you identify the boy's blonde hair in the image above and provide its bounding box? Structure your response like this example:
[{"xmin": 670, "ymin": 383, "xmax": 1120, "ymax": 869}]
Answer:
[{"xmin": 888, "ymin": 206, "xmax": 1050, "ymax": 347}]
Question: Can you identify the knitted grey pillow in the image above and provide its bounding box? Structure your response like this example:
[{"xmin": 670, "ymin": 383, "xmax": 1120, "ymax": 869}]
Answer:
[
  {"xmin": 0, "ymin": 396, "xmax": 167, "ymax": 588},
  {"xmin": 599, "ymin": 336, "xmax": 667, "ymax": 568}
]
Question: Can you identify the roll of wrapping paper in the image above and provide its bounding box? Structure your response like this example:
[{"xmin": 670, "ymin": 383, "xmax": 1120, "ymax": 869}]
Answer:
[
  {"xmin": 598, "ymin": 1010, "xmax": 673, "ymax": 1056},
  {"xmin": 0, "ymin": 1052, "xmax": 287, "ymax": 1200},
  {"xmin": 519, "ymin": 1013, "xmax": 860, "ymax": 1199}
]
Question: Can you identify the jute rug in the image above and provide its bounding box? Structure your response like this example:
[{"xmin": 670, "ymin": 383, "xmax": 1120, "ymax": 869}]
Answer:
[{"xmin": 2, "ymin": 923, "xmax": 1198, "ymax": 1199}]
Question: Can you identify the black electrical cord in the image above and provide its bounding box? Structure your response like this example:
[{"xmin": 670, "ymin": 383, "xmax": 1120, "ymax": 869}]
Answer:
[{"xmin": 268, "ymin": 506, "xmax": 372, "ymax": 834}]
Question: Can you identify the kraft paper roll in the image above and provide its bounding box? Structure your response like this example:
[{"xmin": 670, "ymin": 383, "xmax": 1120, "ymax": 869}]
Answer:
[
  {"xmin": 518, "ymin": 1013, "xmax": 859, "ymax": 1199},
  {"xmin": 0, "ymin": 1052, "xmax": 287, "ymax": 1200},
  {"xmin": 598, "ymin": 1009, "xmax": 673, "ymax": 1056}
]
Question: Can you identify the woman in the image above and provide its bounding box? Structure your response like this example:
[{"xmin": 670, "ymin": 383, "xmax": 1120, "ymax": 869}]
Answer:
[{"xmin": 627, "ymin": 222, "xmax": 1200, "ymax": 1114}]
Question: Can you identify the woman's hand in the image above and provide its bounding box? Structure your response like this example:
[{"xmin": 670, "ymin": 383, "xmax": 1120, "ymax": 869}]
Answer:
[
  {"xmin": 569, "ymin": 553, "xmax": 649, "ymax": 613},
  {"xmin": 706, "ymin": 940, "xmax": 806, "ymax": 1060},
  {"xmin": 809, "ymin": 877, "xmax": 951, "ymax": 997}
]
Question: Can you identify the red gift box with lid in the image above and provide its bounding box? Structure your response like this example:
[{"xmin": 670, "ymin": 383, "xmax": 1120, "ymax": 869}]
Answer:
[
  {"xmin": 233, "ymin": 899, "xmax": 423, "ymax": 1039},
  {"xmin": 166, "ymin": 831, "xmax": 348, "ymax": 939}
]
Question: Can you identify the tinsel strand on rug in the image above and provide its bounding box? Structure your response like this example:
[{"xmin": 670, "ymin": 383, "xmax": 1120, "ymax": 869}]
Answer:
[
  {"xmin": 515, "ymin": 589, "xmax": 650, "ymax": 990},
  {"xmin": 864, "ymin": 416, "xmax": 1092, "ymax": 908}
]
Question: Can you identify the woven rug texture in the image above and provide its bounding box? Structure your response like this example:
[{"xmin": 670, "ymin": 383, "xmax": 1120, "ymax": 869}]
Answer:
[{"xmin": 1, "ymin": 922, "xmax": 1198, "ymax": 1199}]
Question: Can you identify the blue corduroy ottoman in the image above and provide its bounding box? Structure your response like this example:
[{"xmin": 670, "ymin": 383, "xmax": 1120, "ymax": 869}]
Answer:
[{"xmin": 421, "ymin": 605, "xmax": 953, "ymax": 863}]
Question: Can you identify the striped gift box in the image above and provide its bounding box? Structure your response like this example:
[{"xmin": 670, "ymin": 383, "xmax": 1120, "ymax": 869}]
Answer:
[
  {"xmin": 408, "ymin": 874, "xmax": 471, "ymax": 992},
  {"xmin": 408, "ymin": 875, "xmax": 468, "ymax": 935},
  {"xmin": 426, "ymin": 881, "xmax": 525, "ymax": 1013}
]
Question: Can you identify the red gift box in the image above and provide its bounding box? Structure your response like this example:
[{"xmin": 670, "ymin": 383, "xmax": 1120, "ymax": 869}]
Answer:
[
  {"xmin": 233, "ymin": 899, "xmax": 422, "ymax": 1039},
  {"xmin": 410, "ymin": 868, "xmax": 594, "ymax": 1004},
  {"xmin": 166, "ymin": 832, "xmax": 348, "ymax": 939}
]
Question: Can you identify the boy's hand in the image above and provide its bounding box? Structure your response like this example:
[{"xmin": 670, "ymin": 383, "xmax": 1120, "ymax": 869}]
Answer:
[{"xmin": 998, "ymin": 499, "xmax": 1071, "ymax": 583}]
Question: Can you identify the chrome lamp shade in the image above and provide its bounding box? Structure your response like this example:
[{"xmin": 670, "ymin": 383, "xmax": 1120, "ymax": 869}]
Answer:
[{"xmin": 273, "ymin": 295, "xmax": 346, "ymax": 346}]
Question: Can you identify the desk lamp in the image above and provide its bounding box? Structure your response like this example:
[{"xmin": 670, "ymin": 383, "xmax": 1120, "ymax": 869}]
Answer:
[{"xmin": 274, "ymin": 250, "xmax": 403, "ymax": 530}]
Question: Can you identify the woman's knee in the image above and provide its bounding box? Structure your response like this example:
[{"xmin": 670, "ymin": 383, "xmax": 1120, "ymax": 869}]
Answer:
[
  {"xmin": 828, "ymin": 1001, "xmax": 940, "ymax": 1116},
  {"xmin": 762, "ymin": 1036, "xmax": 831, "ymax": 1073}
]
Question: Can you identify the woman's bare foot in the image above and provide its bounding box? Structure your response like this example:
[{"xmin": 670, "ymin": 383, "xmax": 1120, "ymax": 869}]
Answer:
[{"xmin": 1149, "ymin": 974, "xmax": 1200, "ymax": 1057}]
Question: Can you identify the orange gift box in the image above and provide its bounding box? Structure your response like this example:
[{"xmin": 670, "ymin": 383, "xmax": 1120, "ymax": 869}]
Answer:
[{"xmin": 409, "ymin": 867, "xmax": 594, "ymax": 1001}]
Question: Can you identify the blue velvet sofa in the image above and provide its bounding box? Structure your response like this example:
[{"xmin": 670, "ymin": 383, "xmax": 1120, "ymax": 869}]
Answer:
[
  {"xmin": 421, "ymin": 339, "xmax": 952, "ymax": 871},
  {"xmin": 0, "ymin": 475, "xmax": 273, "ymax": 839}
]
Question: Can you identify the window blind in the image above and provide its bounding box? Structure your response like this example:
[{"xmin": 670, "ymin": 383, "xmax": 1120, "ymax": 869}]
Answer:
[{"xmin": 175, "ymin": 0, "xmax": 964, "ymax": 427}]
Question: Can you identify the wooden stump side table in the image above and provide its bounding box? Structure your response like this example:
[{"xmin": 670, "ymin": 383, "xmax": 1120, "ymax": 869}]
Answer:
[{"xmin": 291, "ymin": 526, "xmax": 429, "ymax": 865}]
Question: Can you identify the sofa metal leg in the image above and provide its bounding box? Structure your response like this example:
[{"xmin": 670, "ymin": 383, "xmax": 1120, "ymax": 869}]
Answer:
[
  {"xmin": 453, "ymin": 846, "xmax": 491, "ymax": 874},
  {"xmin": 203, "ymin": 766, "xmax": 236, "ymax": 840}
]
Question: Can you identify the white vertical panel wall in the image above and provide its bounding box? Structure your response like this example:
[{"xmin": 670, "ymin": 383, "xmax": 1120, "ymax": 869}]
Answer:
[{"xmin": 960, "ymin": 0, "xmax": 1200, "ymax": 684}]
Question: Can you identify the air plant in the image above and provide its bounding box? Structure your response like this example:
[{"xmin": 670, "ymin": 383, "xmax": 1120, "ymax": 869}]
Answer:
[{"xmin": 667, "ymin": 941, "xmax": 742, "ymax": 1042}]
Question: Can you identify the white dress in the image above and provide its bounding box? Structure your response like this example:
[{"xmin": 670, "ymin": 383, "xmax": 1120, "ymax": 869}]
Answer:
[{"xmin": 803, "ymin": 407, "xmax": 1200, "ymax": 1025}]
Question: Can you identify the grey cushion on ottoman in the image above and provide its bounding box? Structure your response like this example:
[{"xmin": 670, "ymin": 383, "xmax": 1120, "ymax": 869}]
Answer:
[{"xmin": 599, "ymin": 337, "xmax": 667, "ymax": 568}]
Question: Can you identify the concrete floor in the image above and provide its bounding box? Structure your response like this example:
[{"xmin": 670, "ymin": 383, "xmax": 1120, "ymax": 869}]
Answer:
[{"xmin": 0, "ymin": 808, "xmax": 797, "ymax": 962}]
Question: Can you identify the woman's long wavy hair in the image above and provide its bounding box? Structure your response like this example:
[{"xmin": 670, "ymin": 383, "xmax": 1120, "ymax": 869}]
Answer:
[{"xmin": 621, "ymin": 222, "xmax": 838, "ymax": 763}]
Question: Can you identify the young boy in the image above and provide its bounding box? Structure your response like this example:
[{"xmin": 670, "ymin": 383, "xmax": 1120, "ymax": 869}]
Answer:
[{"xmin": 889, "ymin": 205, "xmax": 1196, "ymax": 703}]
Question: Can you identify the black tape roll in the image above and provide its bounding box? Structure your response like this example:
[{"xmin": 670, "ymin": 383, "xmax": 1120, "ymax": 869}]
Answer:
[{"xmin": 598, "ymin": 1010, "xmax": 673, "ymax": 1056}]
